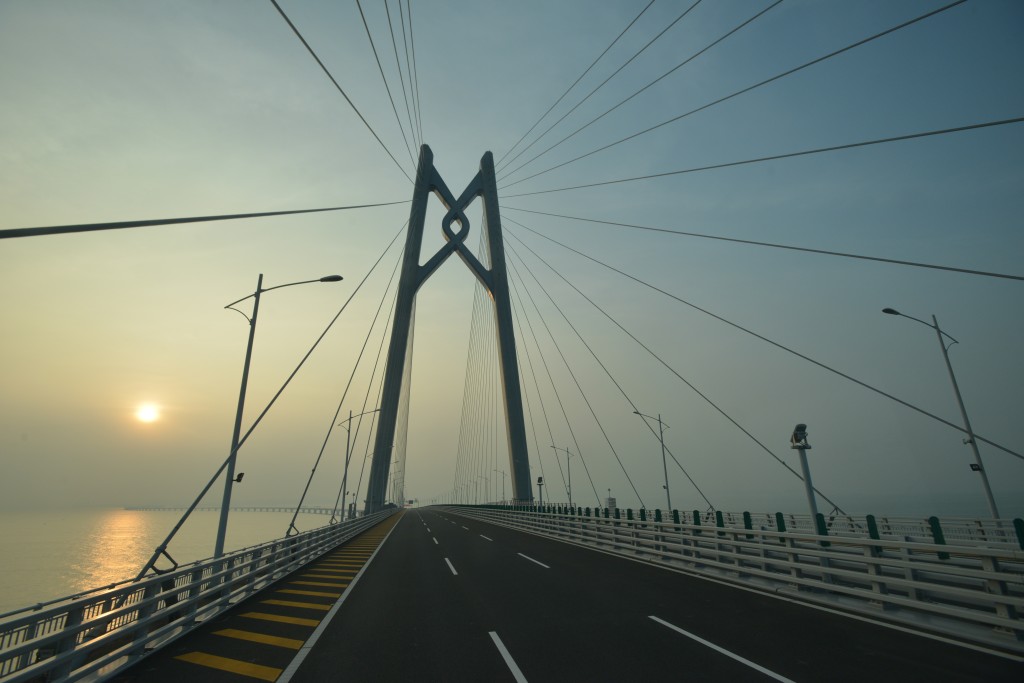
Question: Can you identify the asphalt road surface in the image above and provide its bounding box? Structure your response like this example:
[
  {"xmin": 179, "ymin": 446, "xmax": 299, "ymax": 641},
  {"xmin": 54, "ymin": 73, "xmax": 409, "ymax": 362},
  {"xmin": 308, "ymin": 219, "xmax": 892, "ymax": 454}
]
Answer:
[
  {"xmin": 118, "ymin": 508, "xmax": 1022, "ymax": 682},
  {"xmin": 288, "ymin": 509, "xmax": 1021, "ymax": 682}
]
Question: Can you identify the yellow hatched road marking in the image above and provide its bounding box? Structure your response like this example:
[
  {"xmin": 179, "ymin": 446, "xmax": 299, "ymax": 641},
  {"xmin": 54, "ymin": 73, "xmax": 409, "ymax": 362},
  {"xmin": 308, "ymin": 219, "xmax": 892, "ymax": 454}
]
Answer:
[
  {"xmin": 262, "ymin": 599, "xmax": 332, "ymax": 611},
  {"xmin": 292, "ymin": 580, "xmax": 348, "ymax": 588},
  {"xmin": 304, "ymin": 572, "xmax": 357, "ymax": 578},
  {"xmin": 314, "ymin": 567, "xmax": 362, "ymax": 572},
  {"xmin": 213, "ymin": 628, "xmax": 304, "ymax": 650},
  {"xmin": 305, "ymin": 570, "xmax": 358, "ymax": 575},
  {"xmin": 324, "ymin": 560, "xmax": 368, "ymax": 564},
  {"xmin": 175, "ymin": 652, "xmax": 282, "ymax": 681},
  {"xmin": 328, "ymin": 557, "xmax": 370, "ymax": 562},
  {"xmin": 279, "ymin": 588, "xmax": 340, "ymax": 598},
  {"xmin": 242, "ymin": 611, "xmax": 320, "ymax": 627}
]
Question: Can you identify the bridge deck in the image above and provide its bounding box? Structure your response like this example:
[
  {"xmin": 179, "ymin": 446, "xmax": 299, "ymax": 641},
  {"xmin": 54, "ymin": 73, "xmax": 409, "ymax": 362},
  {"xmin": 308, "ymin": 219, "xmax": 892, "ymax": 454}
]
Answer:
[{"xmin": 116, "ymin": 509, "xmax": 1021, "ymax": 682}]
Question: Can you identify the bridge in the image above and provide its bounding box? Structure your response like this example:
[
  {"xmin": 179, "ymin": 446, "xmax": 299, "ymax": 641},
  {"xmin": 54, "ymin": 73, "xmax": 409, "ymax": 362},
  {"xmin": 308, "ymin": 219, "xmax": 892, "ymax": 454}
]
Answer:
[
  {"xmin": 1, "ymin": 1, "xmax": 1023, "ymax": 681},
  {"xmin": 1, "ymin": 507, "xmax": 1021, "ymax": 681}
]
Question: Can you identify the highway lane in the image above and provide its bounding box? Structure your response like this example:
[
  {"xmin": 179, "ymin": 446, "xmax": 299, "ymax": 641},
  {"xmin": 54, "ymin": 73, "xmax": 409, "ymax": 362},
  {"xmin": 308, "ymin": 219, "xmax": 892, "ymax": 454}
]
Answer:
[{"xmin": 289, "ymin": 508, "xmax": 1022, "ymax": 682}]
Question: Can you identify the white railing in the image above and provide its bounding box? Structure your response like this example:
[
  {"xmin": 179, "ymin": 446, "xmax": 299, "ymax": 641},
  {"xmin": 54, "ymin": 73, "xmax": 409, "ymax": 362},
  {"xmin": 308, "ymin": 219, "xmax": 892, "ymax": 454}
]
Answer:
[
  {"xmin": 0, "ymin": 510, "xmax": 395, "ymax": 682},
  {"xmin": 448, "ymin": 506, "xmax": 1024, "ymax": 655}
]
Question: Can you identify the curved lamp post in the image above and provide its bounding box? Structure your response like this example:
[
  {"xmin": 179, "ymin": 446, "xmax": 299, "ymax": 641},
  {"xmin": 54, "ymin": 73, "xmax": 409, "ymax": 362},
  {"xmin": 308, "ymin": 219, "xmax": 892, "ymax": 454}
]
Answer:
[
  {"xmin": 633, "ymin": 411, "xmax": 671, "ymax": 513},
  {"xmin": 882, "ymin": 307, "xmax": 1000, "ymax": 519},
  {"xmin": 214, "ymin": 273, "xmax": 343, "ymax": 558},
  {"xmin": 336, "ymin": 408, "xmax": 381, "ymax": 522},
  {"xmin": 550, "ymin": 445, "xmax": 574, "ymax": 507}
]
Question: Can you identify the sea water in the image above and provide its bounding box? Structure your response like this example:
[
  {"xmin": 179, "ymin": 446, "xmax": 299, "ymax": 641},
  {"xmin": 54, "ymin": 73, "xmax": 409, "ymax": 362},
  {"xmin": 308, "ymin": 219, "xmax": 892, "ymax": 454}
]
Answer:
[{"xmin": 0, "ymin": 508, "xmax": 336, "ymax": 616}]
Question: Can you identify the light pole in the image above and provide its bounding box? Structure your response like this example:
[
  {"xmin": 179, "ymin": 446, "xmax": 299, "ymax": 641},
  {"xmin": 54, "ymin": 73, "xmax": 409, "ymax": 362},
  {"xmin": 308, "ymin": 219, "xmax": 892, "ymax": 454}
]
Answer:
[
  {"xmin": 336, "ymin": 408, "xmax": 380, "ymax": 522},
  {"xmin": 537, "ymin": 476, "xmax": 544, "ymax": 508},
  {"xmin": 551, "ymin": 446, "xmax": 573, "ymax": 507},
  {"xmin": 883, "ymin": 308, "xmax": 1000, "ymax": 519},
  {"xmin": 214, "ymin": 273, "xmax": 343, "ymax": 559},
  {"xmin": 634, "ymin": 411, "xmax": 672, "ymax": 513},
  {"xmin": 494, "ymin": 469, "xmax": 508, "ymax": 503},
  {"xmin": 790, "ymin": 424, "xmax": 819, "ymax": 523}
]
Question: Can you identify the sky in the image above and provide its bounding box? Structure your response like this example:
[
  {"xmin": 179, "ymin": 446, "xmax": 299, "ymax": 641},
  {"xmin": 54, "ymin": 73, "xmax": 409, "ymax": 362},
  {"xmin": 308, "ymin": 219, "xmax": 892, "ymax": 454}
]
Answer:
[{"xmin": 1, "ymin": 0, "xmax": 1022, "ymax": 522}]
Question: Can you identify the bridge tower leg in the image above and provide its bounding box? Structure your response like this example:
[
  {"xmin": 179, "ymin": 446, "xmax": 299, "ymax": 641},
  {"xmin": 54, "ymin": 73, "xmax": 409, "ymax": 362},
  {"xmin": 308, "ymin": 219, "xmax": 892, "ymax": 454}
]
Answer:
[{"xmin": 364, "ymin": 146, "xmax": 533, "ymax": 513}]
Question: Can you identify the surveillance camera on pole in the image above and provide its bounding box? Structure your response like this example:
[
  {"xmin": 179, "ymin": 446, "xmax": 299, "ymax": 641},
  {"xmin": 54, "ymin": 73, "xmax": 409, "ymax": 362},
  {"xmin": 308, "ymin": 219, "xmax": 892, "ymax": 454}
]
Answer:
[{"xmin": 790, "ymin": 423, "xmax": 820, "ymax": 525}]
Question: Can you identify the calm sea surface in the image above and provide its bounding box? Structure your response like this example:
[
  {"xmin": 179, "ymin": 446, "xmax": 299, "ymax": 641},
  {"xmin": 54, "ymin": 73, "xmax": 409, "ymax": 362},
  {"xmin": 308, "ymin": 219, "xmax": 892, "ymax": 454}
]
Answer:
[{"xmin": 0, "ymin": 509, "xmax": 335, "ymax": 616}]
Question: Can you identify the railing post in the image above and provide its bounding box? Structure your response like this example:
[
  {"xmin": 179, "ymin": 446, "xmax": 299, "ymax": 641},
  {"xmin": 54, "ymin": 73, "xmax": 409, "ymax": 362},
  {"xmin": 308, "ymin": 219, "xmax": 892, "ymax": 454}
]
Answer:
[
  {"xmin": 129, "ymin": 582, "xmax": 162, "ymax": 661},
  {"xmin": 49, "ymin": 604, "xmax": 85, "ymax": 680},
  {"xmin": 928, "ymin": 516, "xmax": 950, "ymax": 560}
]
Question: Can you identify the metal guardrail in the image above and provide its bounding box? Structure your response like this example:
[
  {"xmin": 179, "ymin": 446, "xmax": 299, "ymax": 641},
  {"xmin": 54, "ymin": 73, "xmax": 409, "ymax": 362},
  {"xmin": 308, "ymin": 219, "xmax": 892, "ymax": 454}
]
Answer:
[
  {"xmin": 448, "ymin": 506, "xmax": 1024, "ymax": 654},
  {"xmin": 0, "ymin": 510, "xmax": 395, "ymax": 682}
]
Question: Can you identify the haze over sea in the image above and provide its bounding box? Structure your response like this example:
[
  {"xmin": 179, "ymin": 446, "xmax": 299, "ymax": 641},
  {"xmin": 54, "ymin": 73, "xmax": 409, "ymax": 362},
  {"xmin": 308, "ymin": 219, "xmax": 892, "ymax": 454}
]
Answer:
[
  {"xmin": 3, "ymin": 493, "xmax": 1022, "ymax": 617},
  {"xmin": 0, "ymin": 508, "xmax": 337, "ymax": 616}
]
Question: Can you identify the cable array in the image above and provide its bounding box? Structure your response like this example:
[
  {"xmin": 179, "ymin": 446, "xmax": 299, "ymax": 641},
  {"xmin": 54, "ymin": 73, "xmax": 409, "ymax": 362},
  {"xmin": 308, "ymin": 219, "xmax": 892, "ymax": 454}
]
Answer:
[
  {"xmin": 498, "ymin": 0, "xmax": 783, "ymax": 183},
  {"xmin": 495, "ymin": 0, "xmax": 657, "ymax": 170},
  {"xmin": 500, "ymin": 0, "xmax": 968, "ymax": 192},
  {"xmin": 504, "ymin": 115, "xmax": 1024, "ymax": 197},
  {"xmin": 498, "ymin": 0, "xmax": 703, "ymax": 177},
  {"xmin": 269, "ymin": 0, "xmax": 412, "ymax": 183}
]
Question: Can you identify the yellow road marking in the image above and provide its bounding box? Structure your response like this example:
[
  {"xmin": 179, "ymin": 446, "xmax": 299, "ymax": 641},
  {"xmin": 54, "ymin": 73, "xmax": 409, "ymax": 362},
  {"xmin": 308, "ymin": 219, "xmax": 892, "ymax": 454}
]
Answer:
[
  {"xmin": 175, "ymin": 652, "xmax": 282, "ymax": 681},
  {"xmin": 241, "ymin": 611, "xmax": 320, "ymax": 627},
  {"xmin": 310, "ymin": 565, "xmax": 361, "ymax": 570},
  {"xmin": 262, "ymin": 599, "xmax": 332, "ymax": 611},
  {"xmin": 279, "ymin": 588, "xmax": 340, "ymax": 598},
  {"xmin": 292, "ymin": 580, "xmax": 348, "ymax": 588},
  {"xmin": 213, "ymin": 628, "xmax": 303, "ymax": 650}
]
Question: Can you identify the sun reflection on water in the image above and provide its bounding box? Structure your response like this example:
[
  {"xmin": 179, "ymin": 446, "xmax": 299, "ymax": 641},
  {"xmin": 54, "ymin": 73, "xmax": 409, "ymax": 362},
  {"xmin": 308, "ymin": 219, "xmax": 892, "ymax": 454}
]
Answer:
[{"xmin": 70, "ymin": 509, "xmax": 153, "ymax": 593}]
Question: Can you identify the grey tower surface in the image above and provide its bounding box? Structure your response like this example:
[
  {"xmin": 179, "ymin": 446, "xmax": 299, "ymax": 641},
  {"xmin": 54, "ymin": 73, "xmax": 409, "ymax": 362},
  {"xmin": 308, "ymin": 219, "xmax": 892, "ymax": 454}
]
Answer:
[{"xmin": 364, "ymin": 146, "xmax": 533, "ymax": 513}]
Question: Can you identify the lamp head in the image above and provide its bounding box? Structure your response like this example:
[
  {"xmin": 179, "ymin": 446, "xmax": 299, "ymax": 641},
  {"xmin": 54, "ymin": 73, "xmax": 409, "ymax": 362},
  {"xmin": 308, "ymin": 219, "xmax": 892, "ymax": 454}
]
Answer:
[
  {"xmin": 791, "ymin": 424, "xmax": 810, "ymax": 449},
  {"xmin": 320, "ymin": 275, "xmax": 344, "ymax": 282},
  {"xmin": 882, "ymin": 307, "xmax": 900, "ymax": 315}
]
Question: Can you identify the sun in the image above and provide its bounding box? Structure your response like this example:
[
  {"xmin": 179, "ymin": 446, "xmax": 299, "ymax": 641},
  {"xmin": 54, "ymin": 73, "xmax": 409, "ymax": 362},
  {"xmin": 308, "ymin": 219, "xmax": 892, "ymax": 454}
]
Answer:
[{"xmin": 135, "ymin": 403, "xmax": 160, "ymax": 423}]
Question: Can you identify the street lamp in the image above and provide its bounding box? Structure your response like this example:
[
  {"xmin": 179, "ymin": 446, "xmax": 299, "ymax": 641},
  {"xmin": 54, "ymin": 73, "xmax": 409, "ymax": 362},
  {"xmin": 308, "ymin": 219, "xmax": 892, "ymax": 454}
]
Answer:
[
  {"xmin": 214, "ymin": 272, "xmax": 343, "ymax": 559},
  {"xmin": 790, "ymin": 424, "xmax": 819, "ymax": 522},
  {"xmin": 883, "ymin": 308, "xmax": 1000, "ymax": 519},
  {"xmin": 551, "ymin": 446, "xmax": 574, "ymax": 507},
  {"xmin": 336, "ymin": 408, "xmax": 380, "ymax": 522},
  {"xmin": 494, "ymin": 468, "xmax": 508, "ymax": 503},
  {"xmin": 634, "ymin": 411, "xmax": 672, "ymax": 513}
]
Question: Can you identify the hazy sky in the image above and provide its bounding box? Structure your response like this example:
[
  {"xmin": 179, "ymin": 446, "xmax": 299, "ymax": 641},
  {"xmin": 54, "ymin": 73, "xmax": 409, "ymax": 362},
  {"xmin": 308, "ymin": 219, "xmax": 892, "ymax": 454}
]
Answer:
[{"xmin": 1, "ymin": 0, "xmax": 1022, "ymax": 521}]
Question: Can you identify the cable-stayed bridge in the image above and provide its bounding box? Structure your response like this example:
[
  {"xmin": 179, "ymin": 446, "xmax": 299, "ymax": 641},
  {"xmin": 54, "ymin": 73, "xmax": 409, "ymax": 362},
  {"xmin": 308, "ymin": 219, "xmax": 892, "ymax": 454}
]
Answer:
[{"xmin": 1, "ymin": 1, "xmax": 1023, "ymax": 680}]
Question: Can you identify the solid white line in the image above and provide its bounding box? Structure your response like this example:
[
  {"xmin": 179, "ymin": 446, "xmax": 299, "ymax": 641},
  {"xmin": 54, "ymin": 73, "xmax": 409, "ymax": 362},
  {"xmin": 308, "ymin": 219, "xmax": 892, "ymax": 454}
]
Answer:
[
  {"xmin": 445, "ymin": 557, "xmax": 458, "ymax": 575},
  {"xmin": 433, "ymin": 537, "xmax": 439, "ymax": 545},
  {"xmin": 489, "ymin": 631, "xmax": 528, "ymax": 683},
  {"xmin": 517, "ymin": 553, "xmax": 549, "ymax": 569},
  {"xmin": 461, "ymin": 525, "xmax": 469, "ymax": 530},
  {"xmin": 277, "ymin": 516, "xmax": 399, "ymax": 683},
  {"xmin": 479, "ymin": 534, "xmax": 493, "ymax": 541},
  {"xmin": 649, "ymin": 616, "xmax": 794, "ymax": 682}
]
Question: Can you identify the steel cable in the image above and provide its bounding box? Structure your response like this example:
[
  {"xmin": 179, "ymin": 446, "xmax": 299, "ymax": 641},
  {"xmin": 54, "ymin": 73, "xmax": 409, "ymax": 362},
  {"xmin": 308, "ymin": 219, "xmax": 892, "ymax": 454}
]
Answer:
[{"xmin": 499, "ymin": 0, "xmax": 968, "ymax": 191}]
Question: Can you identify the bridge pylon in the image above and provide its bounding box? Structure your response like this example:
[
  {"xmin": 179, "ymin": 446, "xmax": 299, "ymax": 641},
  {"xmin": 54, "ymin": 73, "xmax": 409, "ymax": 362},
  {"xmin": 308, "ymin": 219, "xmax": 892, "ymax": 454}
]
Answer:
[{"xmin": 365, "ymin": 146, "xmax": 533, "ymax": 513}]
